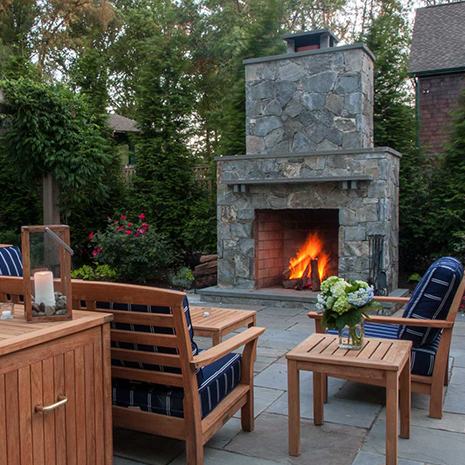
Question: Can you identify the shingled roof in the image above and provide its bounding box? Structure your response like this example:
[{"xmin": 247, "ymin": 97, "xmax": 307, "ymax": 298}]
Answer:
[
  {"xmin": 409, "ymin": 1, "xmax": 465, "ymax": 76},
  {"xmin": 107, "ymin": 113, "xmax": 140, "ymax": 133}
]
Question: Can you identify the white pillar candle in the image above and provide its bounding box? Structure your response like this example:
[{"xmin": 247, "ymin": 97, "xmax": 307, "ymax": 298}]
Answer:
[{"xmin": 34, "ymin": 271, "xmax": 55, "ymax": 306}]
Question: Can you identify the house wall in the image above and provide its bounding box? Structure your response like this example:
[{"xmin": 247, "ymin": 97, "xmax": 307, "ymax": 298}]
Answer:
[{"xmin": 418, "ymin": 72, "xmax": 465, "ymax": 154}]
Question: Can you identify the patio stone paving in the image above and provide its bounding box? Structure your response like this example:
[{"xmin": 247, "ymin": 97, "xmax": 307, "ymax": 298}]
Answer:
[{"xmin": 113, "ymin": 303, "xmax": 465, "ymax": 465}]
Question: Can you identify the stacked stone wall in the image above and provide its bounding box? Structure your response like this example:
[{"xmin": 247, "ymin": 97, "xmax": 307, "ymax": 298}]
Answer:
[{"xmin": 245, "ymin": 46, "xmax": 374, "ymax": 155}]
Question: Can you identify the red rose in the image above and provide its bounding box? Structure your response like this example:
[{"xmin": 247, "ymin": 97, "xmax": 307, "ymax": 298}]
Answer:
[
  {"xmin": 120, "ymin": 214, "xmax": 127, "ymax": 221},
  {"xmin": 125, "ymin": 230, "xmax": 132, "ymax": 235},
  {"xmin": 92, "ymin": 247, "xmax": 102, "ymax": 257},
  {"xmin": 88, "ymin": 231, "xmax": 94, "ymax": 240},
  {"xmin": 138, "ymin": 213, "xmax": 145, "ymax": 220},
  {"xmin": 127, "ymin": 222, "xmax": 133, "ymax": 227}
]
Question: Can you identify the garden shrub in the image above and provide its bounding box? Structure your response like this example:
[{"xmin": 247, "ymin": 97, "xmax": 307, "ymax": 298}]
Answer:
[
  {"xmin": 71, "ymin": 264, "xmax": 118, "ymax": 282},
  {"xmin": 90, "ymin": 213, "xmax": 178, "ymax": 284},
  {"xmin": 170, "ymin": 266, "xmax": 194, "ymax": 290}
]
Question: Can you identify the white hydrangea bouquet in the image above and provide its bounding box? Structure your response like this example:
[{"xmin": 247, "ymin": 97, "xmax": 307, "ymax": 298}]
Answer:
[{"xmin": 317, "ymin": 277, "xmax": 381, "ymax": 348}]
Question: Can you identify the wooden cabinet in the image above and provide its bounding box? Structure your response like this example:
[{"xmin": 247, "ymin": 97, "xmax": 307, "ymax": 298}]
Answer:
[{"xmin": 0, "ymin": 309, "xmax": 113, "ymax": 465}]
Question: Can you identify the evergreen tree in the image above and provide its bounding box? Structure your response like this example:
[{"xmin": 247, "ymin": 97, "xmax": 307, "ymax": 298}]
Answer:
[
  {"xmin": 207, "ymin": 0, "xmax": 284, "ymax": 155},
  {"xmin": 363, "ymin": 0, "xmax": 432, "ymax": 270},
  {"xmin": 429, "ymin": 90, "xmax": 465, "ymax": 256},
  {"xmin": 131, "ymin": 5, "xmax": 198, "ymax": 251}
]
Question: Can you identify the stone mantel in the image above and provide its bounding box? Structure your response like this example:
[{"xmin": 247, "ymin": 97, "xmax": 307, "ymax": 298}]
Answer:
[
  {"xmin": 217, "ymin": 148, "xmax": 400, "ymax": 186},
  {"xmin": 216, "ymin": 146, "xmax": 401, "ymax": 162}
]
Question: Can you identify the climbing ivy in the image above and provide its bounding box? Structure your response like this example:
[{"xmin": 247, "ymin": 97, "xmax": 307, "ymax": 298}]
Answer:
[{"xmin": 0, "ymin": 78, "xmax": 116, "ymax": 215}]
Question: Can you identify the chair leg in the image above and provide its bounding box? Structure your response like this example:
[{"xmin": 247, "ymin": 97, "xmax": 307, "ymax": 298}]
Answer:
[
  {"xmin": 241, "ymin": 389, "xmax": 254, "ymax": 432},
  {"xmin": 429, "ymin": 378, "xmax": 444, "ymax": 419},
  {"xmin": 444, "ymin": 357, "xmax": 449, "ymax": 386},
  {"xmin": 186, "ymin": 437, "xmax": 204, "ymax": 465}
]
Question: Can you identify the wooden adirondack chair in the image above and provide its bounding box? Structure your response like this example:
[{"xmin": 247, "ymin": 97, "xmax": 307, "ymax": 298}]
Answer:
[
  {"xmin": 309, "ymin": 258, "xmax": 465, "ymax": 419},
  {"xmin": 0, "ymin": 277, "xmax": 265, "ymax": 465}
]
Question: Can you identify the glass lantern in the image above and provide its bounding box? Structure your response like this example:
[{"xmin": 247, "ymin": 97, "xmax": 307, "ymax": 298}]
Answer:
[{"xmin": 21, "ymin": 225, "xmax": 73, "ymax": 322}]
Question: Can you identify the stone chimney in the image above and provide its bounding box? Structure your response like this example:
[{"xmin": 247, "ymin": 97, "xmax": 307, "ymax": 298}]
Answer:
[{"xmin": 244, "ymin": 30, "xmax": 374, "ymax": 155}]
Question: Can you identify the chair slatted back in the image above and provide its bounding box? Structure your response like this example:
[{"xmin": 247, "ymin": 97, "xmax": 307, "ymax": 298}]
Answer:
[
  {"xmin": 71, "ymin": 280, "xmax": 195, "ymax": 390},
  {"xmin": 0, "ymin": 275, "xmax": 24, "ymax": 303},
  {"xmin": 445, "ymin": 276, "xmax": 465, "ymax": 323}
]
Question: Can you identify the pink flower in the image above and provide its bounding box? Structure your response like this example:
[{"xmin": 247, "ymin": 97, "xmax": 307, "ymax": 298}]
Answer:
[
  {"xmin": 92, "ymin": 247, "xmax": 102, "ymax": 257},
  {"xmin": 138, "ymin": 213, "xmax": 145, "ymax": 220},
  {"xmin": 127, "ymin": 222, "xmax": 133, "ymax": 227},
  {"xmin": 125, "ymin": 230, "xmax": 132, "ymax": 235},
  {"xmin": 116, "ymin": 226, "xmax": 124, "ymax": 232},
  {"xmin": 136, "ymin": 228, "xmax": 145, "ymax": 236},
  {"xmin": 120, "ymin": 214, "xmax": 127, "ymax": 221},
  {"xmin": 88, "ymin": 231, "xmax": 94, "ymax": 240},
  {"xmin": 134, "ymin": 232, "xmax": 141, "ymax": 237}
]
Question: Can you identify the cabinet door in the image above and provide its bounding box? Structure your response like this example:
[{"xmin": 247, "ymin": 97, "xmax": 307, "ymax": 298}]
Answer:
[{"xmin": 0, "ymin": 327, "xmax": 105, "ymax": 465}]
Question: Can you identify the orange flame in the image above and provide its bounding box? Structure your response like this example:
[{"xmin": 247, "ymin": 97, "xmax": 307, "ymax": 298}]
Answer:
[{"xmin": 288, "ymin": 232, "xmax": 329, "ymax": 281}]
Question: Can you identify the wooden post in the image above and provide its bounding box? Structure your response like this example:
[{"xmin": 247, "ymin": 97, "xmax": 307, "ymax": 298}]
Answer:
[{"xmin": 42, "ymin": 174, "xmax": 60, "ymax": 225}]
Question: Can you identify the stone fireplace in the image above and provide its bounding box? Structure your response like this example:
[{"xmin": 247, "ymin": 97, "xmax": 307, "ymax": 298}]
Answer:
[{"xmin": 214, "ymin": 30, "xmax": 400, "ymax": 294}]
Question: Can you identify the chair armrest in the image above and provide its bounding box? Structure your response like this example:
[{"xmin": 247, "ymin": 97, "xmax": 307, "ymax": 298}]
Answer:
[
  {"xmin": 308, "ymin": 311, "xmax": 322, "ymax": 320},
  {"xmin": 307, "ymin": 311, "xmax": 453, "ymax": 329},
  {"xmin": 362, "ymin": 315, "xmax": 453, "ymax": 329},
  {"xmin": 190, "ymin": 326, "xmax": 266, "ymax": 369},
  {"xmin": 373, "ymin": 296, "xmax": 410, "ymax": 304}
]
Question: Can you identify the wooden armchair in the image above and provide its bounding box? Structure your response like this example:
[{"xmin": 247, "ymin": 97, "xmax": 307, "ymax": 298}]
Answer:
[
  {"xmin": 0, "ymin": 277, "xmax": 265, "ymax": 465},
  {"xmin": 309, "ymin": 259, "xmax": 465, "ymax": 419}
]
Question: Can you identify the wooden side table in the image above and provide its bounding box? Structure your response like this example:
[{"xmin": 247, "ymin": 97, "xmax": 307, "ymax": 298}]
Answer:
[
  {"xmin": 190, "ymin": 306, "xmax": 256, "ymax": 345},
  {"xmin": 286, "ymin": 334, "xmax": 412, "ymax": 465}
]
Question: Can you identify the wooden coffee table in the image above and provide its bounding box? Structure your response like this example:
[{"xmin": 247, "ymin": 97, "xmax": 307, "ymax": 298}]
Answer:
[
  {"xmin": 286, "ymin": 333, "xmax": 412, "ymax": 465},
  {"xmin": 190, "ymin": 306, "xmax": 257, "ymax": 345}
]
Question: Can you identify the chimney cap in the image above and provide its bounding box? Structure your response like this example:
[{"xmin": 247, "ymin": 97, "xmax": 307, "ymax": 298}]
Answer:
[{"xmin": 283, "ymin": 29, "xmax": 339, "ymax": 53}]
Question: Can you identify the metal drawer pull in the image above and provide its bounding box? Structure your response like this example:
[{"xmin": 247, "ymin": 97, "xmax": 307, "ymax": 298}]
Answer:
[{"xmin": 35, "ymin": 395, "xmax": 68, "ymax": 413}]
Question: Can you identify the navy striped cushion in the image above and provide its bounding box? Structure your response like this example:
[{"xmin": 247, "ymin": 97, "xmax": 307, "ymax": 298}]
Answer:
[
  {"xmin": 327, "ymin": 321, "xmax": 440, "ymax": 376},
  {"xmin": 398, "ymin": 257, "xmax": 463, "ymax": 346},
  {"xmin": 411, "ymin": 336, "xmax": 440, "ymax": 376},
  {"xmin": 0, "ymin": 246, "xmax": 23, "ymax": 277},
  {"xmin": 112, "ymin": 352, "xmax": 241, "ymax": 418},
  {"xmin": 99, "ymin": 295, "xmax": 199, "ymax": 373}
]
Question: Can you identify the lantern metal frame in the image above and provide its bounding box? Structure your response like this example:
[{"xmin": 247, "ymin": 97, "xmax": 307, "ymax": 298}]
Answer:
[{"xmin": 21, "ymin": 225, "xmax": 73, "ymax": 322}]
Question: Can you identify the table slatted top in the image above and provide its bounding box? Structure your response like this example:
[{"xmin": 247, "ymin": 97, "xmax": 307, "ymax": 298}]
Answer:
[
  {"xmin": 287, "ymin": 333, "xmax": 411, "ymax": 371},
  {"xmin": 190, "ymin": 306, "xmax": 256, "ymax": 332}
]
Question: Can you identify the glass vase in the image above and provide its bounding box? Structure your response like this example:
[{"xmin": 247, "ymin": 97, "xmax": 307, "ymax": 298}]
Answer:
[{"xmin": 338, "ymin": 321, "xmax": 364, "ymax": 350}]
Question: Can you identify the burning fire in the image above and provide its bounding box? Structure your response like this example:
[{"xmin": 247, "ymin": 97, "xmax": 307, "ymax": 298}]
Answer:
[{"xmin": 288, "ymin": 232, "xmax": 329, "ymax": 281}]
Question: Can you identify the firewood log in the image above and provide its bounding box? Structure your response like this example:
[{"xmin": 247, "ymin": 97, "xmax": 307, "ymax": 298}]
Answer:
[{"xmin": 199, "ymin": 254, "xmax": 218, "ymax": 264}]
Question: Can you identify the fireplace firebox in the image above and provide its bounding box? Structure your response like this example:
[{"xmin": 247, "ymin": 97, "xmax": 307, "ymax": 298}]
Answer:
[{"xmin": 255, "ymin": 209, "xmax": 338, "ymax": 289}]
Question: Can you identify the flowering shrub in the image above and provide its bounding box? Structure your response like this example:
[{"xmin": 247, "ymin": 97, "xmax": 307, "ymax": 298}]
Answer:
[
  {"xmin": 89, "ymin": 213, "xmax": 177, "ymax": 283},
  {"xmin": 317, "ymin": 277, "xmax": 381, "ymax": 330}
]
